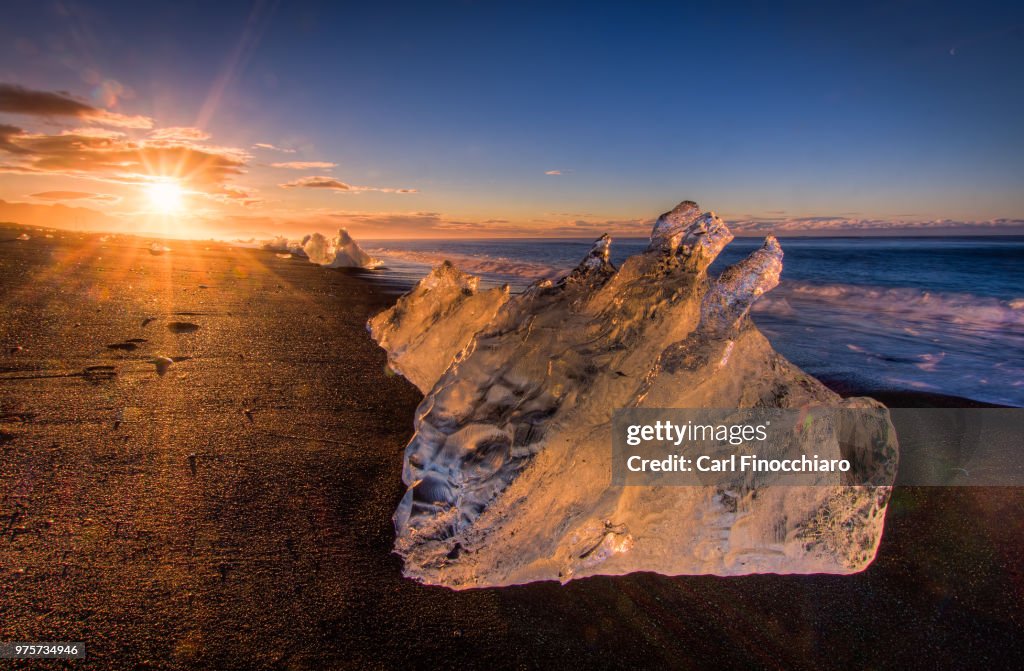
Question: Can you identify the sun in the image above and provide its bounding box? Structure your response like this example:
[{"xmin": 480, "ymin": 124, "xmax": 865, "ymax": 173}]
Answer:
[{"xmin": 145, "ymin": 180, "xmax": 185, "ymax": 213}]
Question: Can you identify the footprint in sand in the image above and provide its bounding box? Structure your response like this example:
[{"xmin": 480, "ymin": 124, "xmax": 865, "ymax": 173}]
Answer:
[
  {"xmin": 83, "ymin": 365, "xmax": 117, "ymax": 382},
  {"xmin": 107, "ymin": 337, "xmax": 150, "ymax": 351},
  {"xmin": 167, "ymin": 322, "xmax": 200, "ymax": 334}
]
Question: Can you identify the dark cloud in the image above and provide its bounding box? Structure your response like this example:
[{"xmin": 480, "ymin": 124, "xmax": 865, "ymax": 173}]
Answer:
[
  {"xmin": 0, "ymin": 83, "xmax": 153, "ymax": 128},
  {"xmin": 728, "ymin": 216, "xmax": 1024, "ymax": 235},
  {"xmin": 542, "ymin": 218, "xmax": 651, "ymax": 236},
  {"xmin": 0, "ymin": 123, "xmax": 31, "ymax": 154},
  {"xmin": 317, "ymin": 212, "xmax": 648, "ymax": 238},
  {"xmin": 0, "ymin": 84, "xmax": 95, "ymax": 117}
]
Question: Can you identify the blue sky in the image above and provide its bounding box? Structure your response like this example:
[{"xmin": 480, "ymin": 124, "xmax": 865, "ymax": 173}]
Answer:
[{"xmin": 0, "ymin": 1, "xmax": 1022, "ymax": 237}]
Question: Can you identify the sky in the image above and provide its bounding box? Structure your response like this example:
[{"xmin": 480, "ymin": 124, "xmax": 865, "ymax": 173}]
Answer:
[{"xmin": 0, "ymin": 0, "xmax": 1022, "ymax": 239}]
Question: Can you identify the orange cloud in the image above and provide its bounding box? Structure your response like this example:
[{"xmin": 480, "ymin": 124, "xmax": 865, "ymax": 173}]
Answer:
[
  {"xmin": 279, "ymin": 175, "xmax": 417, "ymax": 193},
  {"xmin": 207, "ymin": 185, "xmax": 262, "ymax": 207},
  {"xmin": 253, "ymin": 142, "xmax": 295, "ymax": 153},
  {"xmin": 0, "ymin": 126, "xmax": 250, "ymax": 197},
  {"xmin": 148, "ymin": 126, "xmax": 211, "ymax": 141},
  {"xmin": 271, "ymin": 161, "xmax": 337, "ymax": 170},
  {"xmin": 29, "ymin": 190, "xmax": 120, "ymax": 203}
]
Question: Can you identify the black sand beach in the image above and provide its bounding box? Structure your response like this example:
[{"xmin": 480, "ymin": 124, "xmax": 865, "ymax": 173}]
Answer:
[{"xmin": 1, "ymin": 228, "xmax": 1022, "ymax": 670}]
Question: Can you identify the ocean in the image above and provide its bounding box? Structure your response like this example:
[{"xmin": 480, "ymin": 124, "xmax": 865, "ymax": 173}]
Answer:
[{"xmin": 364, "ymin": 236, "xmax": 1024, "ymax": 407}]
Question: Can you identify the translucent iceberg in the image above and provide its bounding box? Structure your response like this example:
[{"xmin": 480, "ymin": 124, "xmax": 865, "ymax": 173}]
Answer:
[
  {"xmin": 258, "ymin": 229, "xmax": 380, "ymax": 268},
  {"xmin": 370, "ymin": 200, "xmax": 898, "ymax": 588},
  {"xmin": 368, "ymin": 261, "xmax": 510, "ymax": 392},
  {"xmin": 259, "ymin": 235, "xmax": 308, "ymax": 257},
  {"xmin": 303, "ymin": 229, "xmax": 382, "ymax": 269}
]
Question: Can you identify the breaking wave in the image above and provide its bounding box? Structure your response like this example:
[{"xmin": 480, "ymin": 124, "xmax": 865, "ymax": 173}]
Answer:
[
  {"xmin": 754, "ymin": 282, "xmax": 1024, "ymax": 330},
  {"xmin": 750, "ymin": 282, "xmax": 1024, "ymax": 406}
]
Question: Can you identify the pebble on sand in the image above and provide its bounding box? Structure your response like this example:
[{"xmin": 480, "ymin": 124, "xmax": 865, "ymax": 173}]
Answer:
[{"xmin": 151, "ymin": 356, "xmax": 175, "ymax": 375}]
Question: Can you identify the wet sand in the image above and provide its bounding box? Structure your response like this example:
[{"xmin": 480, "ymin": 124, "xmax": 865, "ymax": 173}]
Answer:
[{"xmin": 1, "ymin": 228, "xmax": 1022, "ymax": 670}]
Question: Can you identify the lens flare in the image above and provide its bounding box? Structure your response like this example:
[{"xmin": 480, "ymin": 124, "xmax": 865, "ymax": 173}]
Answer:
[{"xmin": 146, "ymin": 181, "xmax": 185, "ymax": 213}]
